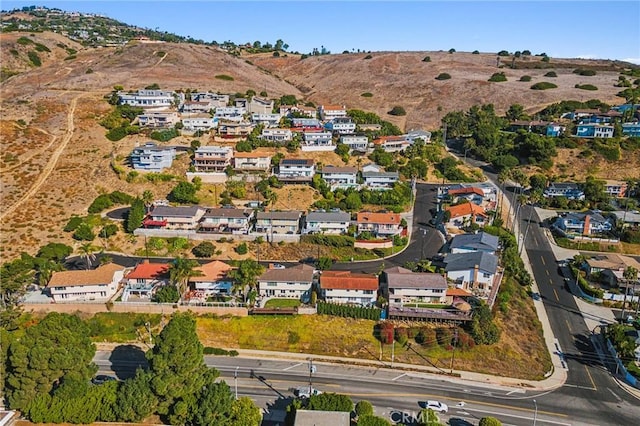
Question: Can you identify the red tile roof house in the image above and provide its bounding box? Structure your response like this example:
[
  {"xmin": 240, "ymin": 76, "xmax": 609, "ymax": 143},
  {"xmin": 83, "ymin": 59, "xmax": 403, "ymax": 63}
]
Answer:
[
  {"xmin": 122, "ymin": 260, "xmax": 170, "ymax": 301},
  {"xmin": 356, "ymin": 212, "xmax": 403, "ymax": 237},
  {"xmin": 320, "ymin": 271, "xmax": 379, "ymax": 305},
  {"xmin": 186, "ymin": 260, "xmax": 235, "ymax": 301},
  {"xmin": 445, "ymin": 202, "xmax": 488, "ymax": 229},
  {"xmin": 46, "ymin": 263, "xmax": 125, "ymax": 302}
]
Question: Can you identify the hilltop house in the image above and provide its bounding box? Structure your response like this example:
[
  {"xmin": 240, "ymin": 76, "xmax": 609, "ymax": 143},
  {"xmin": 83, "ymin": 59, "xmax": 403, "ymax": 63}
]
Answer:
[
  {"xmin": 192, "ymin": 146, "xmax": 233, "ymax": 173},
  {"xmin": 122, "ymin": 260, "xmax": 170, "ymax": 300},
  {"xmin": 444, "ymin": 251, "xmax": 499, "ymax": 295},
  {"xmin": 361, "ymin": 163, "xmax": 399, "ymax": 189},
  {"xmin": 339, "ymin": 134, "xmax": 369, "ymax": 153},
  {"xmin": 257, "ymin": 264, "xmax": 315, "ymax": 300},
  {"xmin": 372, "ymin": 135, "xmax": 410, "ymax": 152},
  {"xmin": 198, "ymin": 208, "xmax": 254, "ymax": 234},
  {"xmin": 554, "ymin": 210, "xmax": 614, "ymax": 236},
  {"xmin": 277, "ymin": 158, "xmax": 316, "ymax": 183},
  {"xmin": 321, "ymin": 165, "xmax": 358, "ymax": 189},
  {"xmin": 543, "ymin": 182, "xmax": 585, "ymax": 200},
  {"xmin": 248, "ymin": 96, "xmax": 275, "ymax": 115},
  {"xmin": 118, "ymin": 89, "xmax": 179, "ymax": 110},
  {"xmin": 445, "ymin": 202, "xmax": 488, "ymax": 228},
  {"xmin": 303, "ymin": 210, "xmax": 351, "ymax": 235},
  {"xmin": 319, "ymin": 104, "xmax": 347, "ymax": 121},
  {"xmin": 381, "ymin": 266, "xmax": 448, "ymax": 305},
  {"xmin": 405, "ymin": 130, "xmax": 432, "ymax": 144},
  {"xmin": 604, "ymin": 180, "xmax": 628, "ymax": 198},
  {"xmin": 142, "ymin": 206, "xmax": 206, "ymax": 230},
  {"xmin": 576, "ymin": 123, "xmax": 614, "ymax": 138},
  {"xmin": 181, "ymin": 100, "xmax": 215, "ymax": 114},
  {"xmin": 320, "ymin": 271, "xmax": 379, "ymax": 305},
  {"xmin": 136, "ymin": 111, "xmax": 180, "ymax": 128},
  {"xmin": 356, "ymin": 212, "xmax": 402, "ymax": 237},
  {"xmin": 188, "ymin": 260, "xmax": 234, "ymax": 296},
  {"xmin": 449, "ymin": 231, "xmax": 499, "ymax": 255},
  {"xmin": 255, "ymin": 211, "xmax": 303, "ymax": 234},
  {"xmin": 191, "ymin": 92, "xmax": 229, "ymax": 108},
  {"xmin": 260, "ymin": 128, "xmax": 293, "ymax": 143},
  {"xmin": 280, "ymin": 104, "xmax": 317, "ymax": 118},
  {"xmin": 46, "ymin": 263, "xmax": 125, "ymax": 302},
  {"xmin": 130, "ymin": 143, "xmax": 176, "ymax": 172}
]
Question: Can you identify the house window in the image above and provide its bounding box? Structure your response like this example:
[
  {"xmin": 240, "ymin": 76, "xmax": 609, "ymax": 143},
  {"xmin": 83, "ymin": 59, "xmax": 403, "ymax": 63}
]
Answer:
[
  {"xmin": 482, "ymin": 273, "xmax": 491, "ymax": 278},
  {"xmin": 363, "ymin": 290, "xmax": 373, "ymax": 295},
  {"xmin": 267, "ymin": 282, "xmax": 277, "ymax": 287}
]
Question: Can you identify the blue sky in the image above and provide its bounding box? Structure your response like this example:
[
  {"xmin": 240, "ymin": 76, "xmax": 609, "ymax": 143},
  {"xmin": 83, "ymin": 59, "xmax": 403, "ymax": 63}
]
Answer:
[{"xmin": 4, "ymin": 1, "xmax": 640, "ymax": 63}]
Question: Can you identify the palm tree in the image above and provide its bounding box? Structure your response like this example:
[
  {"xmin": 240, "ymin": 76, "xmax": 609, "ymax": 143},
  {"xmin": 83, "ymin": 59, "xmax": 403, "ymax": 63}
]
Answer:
[
  {"xmin": 621, "ymin": 266, "xmax": 638, "ymax": 319},
  {"xmin": 142, "ymin": 190, "xmax": 154, "ymax": 213},
  {"xmin": 78, "ymin": 243, "xmax": 97, "ymax": 270},
  {"xmin": 168, "ymin": 257, "xmax": 203, "ymax": 300}
]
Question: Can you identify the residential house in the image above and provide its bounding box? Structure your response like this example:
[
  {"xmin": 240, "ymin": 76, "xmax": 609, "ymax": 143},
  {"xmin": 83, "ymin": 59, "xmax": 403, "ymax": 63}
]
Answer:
[
  {"xmin": 339, "ymin": 134, "xmax": 369, "ymax": 152},
  {"xmin": 405, "ymin": 129, "xmax": 432, "ymax": 144},
  {"xmin": 255, "ymin": 211, "xmax": 303, "ymax": 234},
  {"xmin": 543, "ymin": 182, "xmax": 585, "ymax": 200},
  {"xmin": 356, "ymin": 212, "xmax": 402, "ymax": 237},
  {"xmin": 188, "ymin": 260, "xmax": 234, "ymax": 296},
  {"xmin": 325, "ymin": 117, "xmax": 356, "ymax": 134},
  {"xmin": 301, "ymin": 130, "xmax": 334, "ymax": 151},
  {"xmin": 142, "ymin": 206, "xmax": 206, "ymax": 230},
  {"xmin": 251, "ymin": 113, "xmax": 282, "ymax": 127},
  {"xmin": 214, "ymin": 106, "xmax": 246, "ymax": 122},
  {"xmin": 277, "ymin": 158, "xmax": 316, "ymax": 183},
  {"xmin": 280, "ymin": 104, "xmax": 317, "ymax": 118},
  {"xmin": 136, "ymin": 111, "xmax": 180, "ymax": 128},
  {"xmin": 46, "ymin": 263, "xmax": 125, "ymax": 302},
  {"xmin": 303, "ymin": 210, "xmax": 351, "ymax": 235},
  {"xmin": 233, "ymin": 150, "xmax": 272, "ymax": 172},
  {"xmin": 446, "ymin": 186, "xmax": 485, "ymax": 205},
  {"xmin": 260, "ymin": 128, "xmax": 293, "ymax": 142},
  {"xmin": 359, "ymin": 123, "xmax": 382, "ymax": 131},
  {"xmin": 584, "ymin": 253, "xmax": 640, "ymax": 291},
  {"xmin": 291, "ymin": 118, "xmax": 322, "ymax": 128},
  {"xmin": 604, "ymin": 180, "xmax": 628, "ymax": 198},
  {"xmin": 321, "ymin": 166, "xmax": 358, "ymax": 189},
  {"xmin": 611, "ymin": 210, "xmax": 640, "ymax": 228},
  {"xmin": 248, "ymin": 96, "xmax": 275, "ymax": 115},
  {"xmin": 192, "ymin": 146, "xmax": 233, "ymax": 173},
  {"xmin": 320, "ymin": 271, "xmax": 379, "ymax": 305},
  {"xmin": 234, "ymin": 98, "xmax": 248, "ymax": 109},
  {"xmin": 130, "ymin": 143, "xmax": 176, "ymax": 172},
  {"xmin": 622, "ymin": 122, "xmax": 640, "ymax": 137},
  {"xmin": 381, "ymin": 266, "xmax": 448, "ymax": 305},
  {"xmin": 319, "ymin": 104, "xmax": 347, "ymax": 121},
  {"xmin": 372, "ymin": 135, "xmax": 410, "ymax": 152},
  {"xmin": 198, "ymin": 208, "xmax": 254, "ymax": 234},
  {"xmin": 444, "ymin": 251, "xmax": 499, "ymax": 294},
  {"xmin": 257, "ymin": 264, "xmax": 315, "ymax": 299},
  {"xmin": 181, "ymin": 115, "xmax": 219, "ymax": 133},
  {"xmin": 546, "ymin": 122, "xmax": 566, "ymax": 137},
  {"xmin": 449, "ymin": 232, "xmax": 499, "ymax": 255},
  {"xmin": 554, "ymin": 210, "xmax": 614, "ymax": 235},
  {"xmin": 445, "ymin": 202, "xmax": 488, "ymax": 228},
  {"xmin": 361, "ymin": 163, "xmax": 399, "ymax": 189},
  {"xmin": 122, "ymin": 260, "xmax": 170, "ymax": 300},
  {"xmin": 576, "ymin": 124, "xmax": 614, "ymax": 138},
  {"xmin": 181, "ymin": 100, "xmax": 214, "ymax": 114},
  {"xmin": 118, "ymin": 89, "xmax": 179, "ymax": 110},
  {"xmin": 192, "ymin": 92, "xmax": 229, "ymax": 108},
  {"xmin": 218, "ymin": 120, "xmax": 253, "ymax": 136}
]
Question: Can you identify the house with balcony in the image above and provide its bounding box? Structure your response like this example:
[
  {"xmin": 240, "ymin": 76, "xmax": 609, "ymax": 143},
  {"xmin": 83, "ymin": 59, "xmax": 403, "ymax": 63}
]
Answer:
[
  {"xmin": 291, "ymin": 117, "xmax": 322, "ymax": 129},
  {"xmin": 319, "ymin": 104, "xmax": 347, "ymax": 121},
  {"xmin": 449, "ymin": 231, "xmax": 499, "ymax": 255},
  {"xmin": 622, "ymin": 122, "xmax": 640, "ymax": 137},
  {"xmin": 277, "ymin": 158, "xmax": 316, "ymax": 183},
  {"xmin": 130, "ymin": 143, "xmax": 176, "ymax": 172},
  {"xmin": 46, "ymin": 263, "xmax": 125, "ymax": 302},
  {"xmin": 554, "ymin": 210, "xmax": 614, "ymax": 236},
  {"xmin": 255, "ymin": 211, "xmax": 303, "ymax": 234},
  {"xmin": 446, "ymin": 186, "xmax": 486, "ymax": 205},
  {"xmin": 546, "ymin": 122, "xmax": 566, "ymax": 137},
  {"xmin": 192, "ymin": 92, "xmax": 229, "ymax": 108},
  {"xmin": 576, "ymin": 124, "xmax": 614, "ymax": 138},
  {"xmin": 339, "ymin": 134, "xmax": 369, "ymax": 153},
  {"xmin": 356, "ymin": 212, "xmax": 402, "ymax": 237},
  {"xmin": 325, "ymin": 117, "xmax": 356, "ymax": 134},
  {"xmin": 361, "ymin": 163, "xmax": 399, "ymax": 189},
  {"xmin": 321, "ymin": 166, "xmax": 358, "ymax": 189},
  {"xmin": 181, "ymin": 100, "xmax": 215, "ymax": 114},
  {"xmin": 136, "ymin": 111, "xmax": 180, "ymax": 128},
  {"xmin": 214, "ymin": 106, "xmax": 246, "ymax": 121},
  {"xmin": 445, "ymin": 202, "xmax": 488, "ymax": 229},
  {"xmin": 584, "ymin": 253, "xmax": 640, "ymax": 289},
  {"xmin": 251, "ymin": 113, "xmax": 282, "ymax": 127},
  {"xmin": 118, "ymin": 89, "xmax": 179, "ymax": 110},
  {"xmin": 188, "ymin": 260, "xmax": 234, "ymax": 297},
  {"xmin": 604, "ymin": 180, "xmax": 628, "ymax": 198},
  {"xmin": 381, "ymin": 266, "xmax": 448, "ymax": 306},
  {"xmin": 181, "ymin": 115, "xmax": 219, "ymax": 133},
  {"xmin": 405, "ymin": 129, "xmax": 432, "ymax": 144},
  {"xmin": 303, "ymin": 210, "xmax": 351, "ymax": 235},
  {"xmin": 233, "ymin": 150, "xmax": 272, "ymax": 172},
  {"xmin": 218, "ymin": 120, "xmax": 253, "ymax": 137},
  {"xmin": 372, "ymin": 135, "xmax": 410, "ymax": 152},
  {"xmin": 257, "ymin": 264, "xmax": 315, "ymax": 300},
  {"xmin": 198, "ymin": 207, "xmax": 254, "ymax": 234},
  {"xmin": 142, "ymin": 206, "xmax": 206, "ymax": 230},
  {"xmin": 444, "ymin": 251, "xmax": 499, "ymax": 295},
  {"xmin": 260, "ymin": 128, "xmax": 293, "ymax": 143},
  {"xmin": 301, "ymin": 130, "xmax": 334, "ymax": 151},
  {"xmin": 192, "ymin": 146, "xmax": 233, "ymax": 173},
  {"xmin": 543, "ymin": 182, "xmax": 585, "ymax": 200},
  {"xmin": 280, "ymin": 104, "xmax": 317, "ymax": 118},
  {"xmin": 122, "ymin": 260, "xmax": 170, "ymax": 300},
  {"xmin": 248, "ymin": 96, "xmax": 275, "ymax": 115},
  {"xmin": 234, "ymin": 98, "xmax": 248, "ymax": 109},
  {"xmin": 320, "ymin": 271, "xmax": 379, "ymax": 305}
]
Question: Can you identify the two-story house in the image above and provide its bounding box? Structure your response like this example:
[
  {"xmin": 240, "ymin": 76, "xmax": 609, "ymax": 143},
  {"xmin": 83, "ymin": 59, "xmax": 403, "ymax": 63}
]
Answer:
[
  {"xmin": 255, "ymin": 211, "xmax": 303, "ymax": 234},
  {"xmin": 181, "ymin": 115, "xmax": 219, "ymax": 133},
  {"xmin": 321, "ymin": 166, "xmax": 358, "ymax": 189},
  {"xmin": 181, "ymin": 100, "xmax": 215, "ymax": 114},
  {"xmin": 118, "ymin": 89, "xmax": 179, "ymax": 110},
  {"xmin": 576, "ymin": 123, "xmax": 614, "ymax": 138},
  {"xmin": 405, "ymin": 129, "xmax": 432, "ymax": 144},
  {"xmin": 445, "ymin": 202, "xmax": 488, "ymax": 228},
  {"xmin": 136, "ymin": 111, "xmax": 180, "ymax": 128},
  {"xmin": 280, "ymin": 104, "xmax": 317, "ymax": 118},
  {"xmin": 301, "ymin": 130, "xmax": 334, "ymax": 151},
  {"xmin": 142, "ymin": 206, "xmax": 206, "ymax": 230},
  {"xmin": 251, "ymin": 113, "xmax": 282, "ymax": 127},
  {"xmin": 192, "ymin": 92, "xmax": 229, "ymax": 108},
  {"xmin": 130, "ymin": 143, "xmax": 177, "ymax": 172},
  {"xmin": 604, "ymin": 180, "xmax": 628, "ymax": 198},
  {"xmin": 543, "ymin": 182, "xmax": 585, "ymax": 200},
  {"xmin": 198, "ymin": 207, "xmax": 254, "ymax": 234},
  {"xmin": 446, "ymin": 187, "xmax": 485, "ymax": 205},
  {"xmin": 339, "ymin": 134, "xmax": 369, "ymax": 153},
  {"xmin": 291, "ymin": 118, "xmax": 322, "ymax": 129},
  {"xmin": 622, "ymin": 122, "xmax": 640, "ymax": 137},
  {"xmin": 257, "ymin": 264, "xmax": 315, "ymax": 300},
  {"xmin": 554, "ymin": 210, "xmax": 614, "ymax": 236},
  {"xmin": 325, "ymin": 117, "xmax": 356, "ymax": 134},
  {"xmin": 449, "ymin": 232, "xmax": 499, "ymax": 255},
  {"xmin": 320, "ymin": 271, "xmax": 379, "ymax": 306},
  {"xmin": 444, "ymin": 251, "xmax": 499, "ymax": 295},
  {"xmin": 260, "ymin": 128, "xmax": 293, "ymax": 143},
  {"xmin": 372, "ymin": 136, "xmax": 410, "ymax": 152},
  {"xmin": 233, "ymin": 150, "xmax": 272, "ymax": 173},
  {"xmin": 248, "ymin": 96, "xmax": 275, "ymax": 115},
  {"xmin": 189, "ymin": 260, "xmax": 234, "ymax": 296},
  {"xmin": 193, "ymin": 146, "xmax": 233, "ymax": 173},
  {"xmin": 218, "ymin": 120, "xmax": 254, "ymax": 137},
  {"xmin": 381, "ymin": 266, "xmax": 448, "ymax": 305},
  {"xmin": 303, "ymin": 210, "xmax": 351, "ymax": 235},
  {"xmin": 319, "ymin": 104, "xmax": 347, "ymax": 121},
  {"xmin": 361, "ymin": 163, "xmax": 399, "ymax": 189},
  {"xmin": 356, "ymin": 212, "xmax": 402, "ymax": 237},
  {"xmin": 214, "ymin": 106, "xmax": 246, "ymax": 121},
  {"xmin": 46, "ymin": 263, "xmax": 125, "ymax": 302},
  {"xmin": 277, "ymin": 158, "xmax": 316, "ymax": 184},
  {"xmin": 122, "ymin": 260, "xmax": 170, "ymax": 300}
]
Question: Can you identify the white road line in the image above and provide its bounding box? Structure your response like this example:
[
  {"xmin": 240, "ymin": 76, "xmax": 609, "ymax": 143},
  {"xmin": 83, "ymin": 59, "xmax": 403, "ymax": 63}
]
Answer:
[
  {"xmin": 505, "ymin": 389, "xmax": 525, "ymax": 395},
  {"xmin": 282, "ymin": 362, "xmax": 303, "ymax": 371},
  {"xmin": 563, "ymin": 383, "xmax": 596, "ymax": 391},
  {"xmin": 391, "ymin": 373, "xmax": 407, "ymax": 381}
]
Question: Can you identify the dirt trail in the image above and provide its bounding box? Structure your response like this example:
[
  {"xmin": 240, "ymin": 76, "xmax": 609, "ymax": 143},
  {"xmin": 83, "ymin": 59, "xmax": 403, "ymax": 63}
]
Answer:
[{"xmin": 0, "ymin": 93, "xmax": 82, "ymax": 222}]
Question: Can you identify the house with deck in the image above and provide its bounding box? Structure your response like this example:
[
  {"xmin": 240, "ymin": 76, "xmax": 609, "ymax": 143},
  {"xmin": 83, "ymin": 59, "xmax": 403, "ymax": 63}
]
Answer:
[
  {"xmin": 445, "ymin": 202, "xmax": 488, "ymax": 228},
  {"xmin": 543, "ymin": 182, "xmax": 585, "ymax": 200},
  {"xmin": 554, "ymin": 210, "xmax": 614, "ymax": 236},
  {"xmin": 361, "ymin": 163, "xmax": 399, "ymax": 189},
  {"xmin": 122, "ymin": 260, "xmax": 170, "ymax": 300},
  {"xmin": 118, "ymin": 89, "xmax": 179, "ymax": 110},
  {"xmin": 622, "ymin": 122, "xmax": 640, "ymax": 137},
  {"xmin": 604, "ymin": 180, "xmax": 628, "ymax": 198},
  {"xmin": 405, "ymin": 129, "xmax": 432, "ymax": 144},
  {"xmin": 198, "ymin": 208, "xmax": 254, "ymax": 234},
  {"xmin": 291, "ymin": 118, "xmax": 322, "ymax": 129},
  {"xmin": 372, "ymin": 136, "xmax": 410, "ymax": 152},
  {"xmin": 381, "ymin": 266, "xmax": 448, "ymax": 305},
  {"xmin": 136, "ymin": 111, "xmax": 180, "ymax": 128},
  {"xmin": 181, "ymin": 115, "xmax": 219, "ymax": 133},
  {"xmin": 576, "ymin": 124, "xmax": 614, "ymax": 138},
  {"xmin": 320, "ymin": 271, "xmax": 379, "ymax": 305},
  {"xmin": 339, "ymin": 134, "xmax": 369, "ymax": 152},
  {"xmin": 257, "ymin": 264, "xmax": 315, "ymax": 300},
  {"xmin": 46, "ymin": 263, "xmax": 125, "ymax": 302},
  {"xmin": 193, "ymin": 146, "xmax": 233, "ymax": 173},
  {"xmin": 255, "ymin": 211, "xmax": 303, "ymax": 234},
  {"xmin": 248, "ymin": 96, "xmax": 275, "ymax": 115},
  {"xmin": 142, "ymin": 206, "xmax": 206, "ymax": 230},
  {"xmin": 191, "ymin": 92, "xmax": 229, "ymax": 108},
  {"xmin": 444, "ymin": 251, "xmax": 499, "ymax": 295},
  {"xmin": 301, "ymin": 130, "xmax": 334, "ymax": 151},
  {"xmin": 188, "ymin": 260, "xmax": 234, "ymax": 297},
  {"xmin": 303, "ymin": 210, "xmax": 351, "ymax": 235},
  {"xmin": 214, "ymin": 106, "xmax": 246, "ymax": 121},
  {"xmin": 233, "ymin": 150, "xmax": 272, "ymax": 172},
  {"xmin": 319, "ymin": 104, "xmax": 347, "ymax": 121},
  {"xmin": 277, "ymin": 158, "xmax": 316, "ymax": 183},
  {"xmin": 260, "ymin": 128, "xmax": 293, "ymax": 143},
  {"xmin": 218, "ymin": 120, "xmax": 253, "ymax": 137},
  {"xmin": 325, "ymin": 117, "xmax": 356, "ymax": 134},
  {"xmin": 130, "ymin": 143, "xmax": 176, "ymax": 172},
  {"xmin": 181, "ymin": 100, "xmax": 215, "ymax": 114},
  {"xmin": 321, "ymin": 165, "xmax": 358, "ymax": 189},
  {"xmin": 251, "ymin": 113, "xmax": 282, "ymax": 127},
  {"xmin": 356, "ymin": 212, "xmax": 402, "ymax": 237}
]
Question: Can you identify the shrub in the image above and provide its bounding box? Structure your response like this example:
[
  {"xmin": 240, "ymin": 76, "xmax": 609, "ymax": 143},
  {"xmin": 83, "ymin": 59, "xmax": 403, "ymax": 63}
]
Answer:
[
  {"xmin": 448, "ymin": 48, "xmax": 456, "ymax": 53},
  {"xmin": 100, "ymin": 223, "xmax": 119, "ymax": 238},
  {"xmin": 435, "ymin": 73, "xmax": 451, "ymax": 80},
  {"xmin": 287, "ymin": 331, "xmax": 300, "ymax": 344},
  {"xmin": 85, "ymin": 68, "xmax": 93, "ymax": 74},
  {"xmin": 215, "ymin": 74, "xmax": 234, "ymax": 81},
  {"xmin": 88, "ymin": 194, "xmax": 114, "ymax": 213},
  {"xmin": 394, "ymin": 327, "xmax": 408, "ymax": 345},
  {"xmin": 388, "ymin": 106, "xmax": 406, "ymax": 116},
  {"xmin": 575, "ymin": 84, "xmax": 598, "ymax": 91},
  {"xmin": 422, "ymin": 56, "xmax": 431, "ymax": 62},
  {"xmin": 105, "ymin": 126, "xmax": 128, "ymax": 141},
  {"xmin": 355, "ymin": 400, "xmax": 374, "ymax": 417},
  {"xmin": 415, "ymin": 327, "xmax": 436, "ymax": 346},
  {"xmin": 27, "ymin": 51, "xmax": 41, "ymax": 66},
  {"xmin": 544, "ymin": 71, "xmax": 557, "ymax": 77},
  {"xmin": 531, "ymin": 82, "xmax": 557, "ymax": 90},
  {"xmin": 149, "ymin": 128, "xmax": 179, "ymax": 142},
  {"xmin": 235, "ymin": 242, "xmax": 248, "ymax": 255},
  {"xmin": 64, "ymin": 216, "xmax": 84, "ymax": 232},
  {"xmin": 64, "ymin": 55, "xmax": 76, "ymax": 61},
  {"xmin": 435, "ymin": 327, "xmax": 453, "ymax": 345},
  {"xmin": 573, "ymin": 68, "xmax": 596, "ymax": 76},
  {"xmin": 519, "ymin": 75, "xmax": 532, "ymax": 82},
  {"xmin": 472, "ymin": 50, "xmax": 480, "ymax": 54},
  {"xmin": 374, "ymin": 321, "xmax": 394, "ymax": 343},
  {"xmin": 34, "ymin": 43, "xmax": 50, "ymax": 52},
  {"xmin": 191, "ymin": 241, "xmax": 216, "ymax": 258},
  {"xmin": 73, "ymin": 223, "xmax": 95, "ymax": 241},
  {"xmin": 488, "ymin": 72, "xmax": 507, "ymax": 82},
  {"xmin": 17, "ymin": 36, "xmax": 33, "ymax": 45},
  {"xmin": 361, "ymin": 92, "xmax": 373, "ymax": 97},
  {"xmin": 318, "ymin": 302, "xmax": 381, "ymax": 321},
  {"xmin": 364, "ymin": 54, "xmax": 373, "ymax": 60}
]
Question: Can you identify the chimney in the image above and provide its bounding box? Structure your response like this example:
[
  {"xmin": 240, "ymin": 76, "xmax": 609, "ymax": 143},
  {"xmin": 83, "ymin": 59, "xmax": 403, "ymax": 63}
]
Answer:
[
  {"xmin": 583, "ymin": 214, "xmax": 591, "ymax": 236},
  {"xmin": 473, "ymin": 264, "xmax": 479, "ymax": 290}
]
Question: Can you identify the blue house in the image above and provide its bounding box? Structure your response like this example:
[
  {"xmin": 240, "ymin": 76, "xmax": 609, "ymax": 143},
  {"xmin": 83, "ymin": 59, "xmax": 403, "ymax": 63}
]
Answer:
[
  {"xmin": 622, "ymin": 122, "xmax": 640, "ymax": 137},
  {"xmin": 611, "ymin": 104, "xmax": 640, "ymax": 114},
  {"xmin": 450, "ymin": 232, "xmax": 500, "ymax": 255},
  {"xmin": 543, "ymin": 182, "xmax": 585, "ymax": 201},
  {"xmin": 546, "ymin": 123, "xmax": 565, "ymax": 137},
  {"xmin": 130, "ymin": 143, "xmax": 176, "ymax": 171},
  {"xmin": 576, "ymin": 124, "xmax": 614, "ymax": 139}
]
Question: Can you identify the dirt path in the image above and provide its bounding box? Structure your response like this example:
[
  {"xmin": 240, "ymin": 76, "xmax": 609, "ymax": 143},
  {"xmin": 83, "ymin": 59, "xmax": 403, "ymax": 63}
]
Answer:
[{"xmin": 0, "ymin": 93, "xmax": 82, "ymax": 222}]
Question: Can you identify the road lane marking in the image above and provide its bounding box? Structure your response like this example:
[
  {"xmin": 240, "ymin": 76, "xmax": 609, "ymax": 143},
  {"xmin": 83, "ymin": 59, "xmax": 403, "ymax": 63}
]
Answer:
[
  {"xmin": 546, "ymin": 269, "xmax": 550, "ymax": 276},
  {"xmin": 563, "ymin": 384, "xmax": 597, "ymax": 391},
  {"xmin": 541, "ymin": 256, "xmax": 546, "ymax": 265},
  {"xmin": 565, "ymin": 319, "xmax": 572, "ymax": 334},
  {"xmin": 283, "ymin": 362, "xmax": 303, "ymax": 371},
  {"xmin": 553, "ymin": 288, "xmax": 559, "ymax": 301},
  {"xmin": 391, "ymin": 373, "xmax": 407, "ymax": 381},
  {"xmin": 584, "ymin": 365, "xmax": 597, "ymax": 390}
]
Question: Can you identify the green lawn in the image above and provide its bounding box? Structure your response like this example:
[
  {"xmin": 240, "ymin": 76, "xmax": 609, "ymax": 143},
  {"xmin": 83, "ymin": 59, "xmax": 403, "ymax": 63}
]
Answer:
[{"xmin": 264, "ymin": 298, "xmax": 301, "ymax": 308}]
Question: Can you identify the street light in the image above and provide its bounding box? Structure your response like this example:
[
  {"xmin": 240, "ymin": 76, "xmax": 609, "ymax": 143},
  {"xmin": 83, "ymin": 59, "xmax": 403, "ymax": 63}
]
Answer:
[
  {"xmin": 234, "ymin": 366, "xmax": 239, "ymax": 400},
  {"xmin": 308, "ymin": 359, "xmax": 316, "ymax": 395},
  {"xmin": 533, "ymin": 399, "xmax": 538, "ymax": 426}
]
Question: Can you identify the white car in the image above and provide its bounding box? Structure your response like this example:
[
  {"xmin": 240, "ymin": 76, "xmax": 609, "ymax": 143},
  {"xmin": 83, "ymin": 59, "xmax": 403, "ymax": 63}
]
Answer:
[
  {"xmin": 424, "ymin": 400, "xmax": 448, "ymax": 413},
  {"xmin": 295, "ymin": 387, "xmax": 323, "ymax": 398}
]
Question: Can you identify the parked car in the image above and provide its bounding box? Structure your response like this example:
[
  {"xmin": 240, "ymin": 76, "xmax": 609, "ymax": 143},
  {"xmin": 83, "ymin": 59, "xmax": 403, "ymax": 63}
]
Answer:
[
  {"xmin": 269, "ymin": 263, "xmax": 286, "ymax": 269},
  {"xmin": 423, "ymin": 400, "xmax": 448, "ymax": 413},
  {"xmin": 295, "ymin": 387, "xmax": 323, "ymax": 398},
  {"xmin": 92, "ymin": 375, "xmax": 117, "ymax": 385}
]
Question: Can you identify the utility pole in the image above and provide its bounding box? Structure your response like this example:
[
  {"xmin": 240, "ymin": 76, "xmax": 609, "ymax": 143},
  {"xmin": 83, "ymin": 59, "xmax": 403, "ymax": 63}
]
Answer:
[
  {"xmin": 450, "ymin": 329, "xmax": 458, "ymax": 374},
  {"xmin": 234, "ymin": 366, "xmax": 239, "ymax": 400},
  {"xmin": 391, "ymin": 339, "xmax": 395, "ymax": 367},
  {"xmin": 308, "ymin": 359, "xmax": 316, "ymax": 395},
  {"xmin": 533, "ymin": 399, "xmax": 538, "ymax": 426},
  {"xmin": 520, "ymin": 205, "xmax": 535, "ymax": 255}
]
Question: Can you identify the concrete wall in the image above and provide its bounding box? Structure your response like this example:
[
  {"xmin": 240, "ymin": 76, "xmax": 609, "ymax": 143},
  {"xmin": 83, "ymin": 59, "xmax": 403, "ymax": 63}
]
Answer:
[{"xmin": 354, "ymin": 240, "xmax": 393, "ymax": 250}]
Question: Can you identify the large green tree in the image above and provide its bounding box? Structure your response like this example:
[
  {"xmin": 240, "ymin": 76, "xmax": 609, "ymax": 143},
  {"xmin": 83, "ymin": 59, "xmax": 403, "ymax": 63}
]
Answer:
[
  {"xmin": 5, "ymin": 313, "xmax": 97, "ymax": 411},
  {"xmin": 168, "ymin": 257, "xmax": 203, "ymax": 298},
  {"xmin": 228, "ymin": 259, "xmax": 265, "ymax": 297},
  {"xmin": 126, "ymin": 197, "xmax": 145, "ymax": 232},
  {"xmin": 115, "ymin": 370, "xmax": 158, "ymax": 422},
  {"xmin": 169, "ymin": 182, "xmax": 199, "ymax": 204}
]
